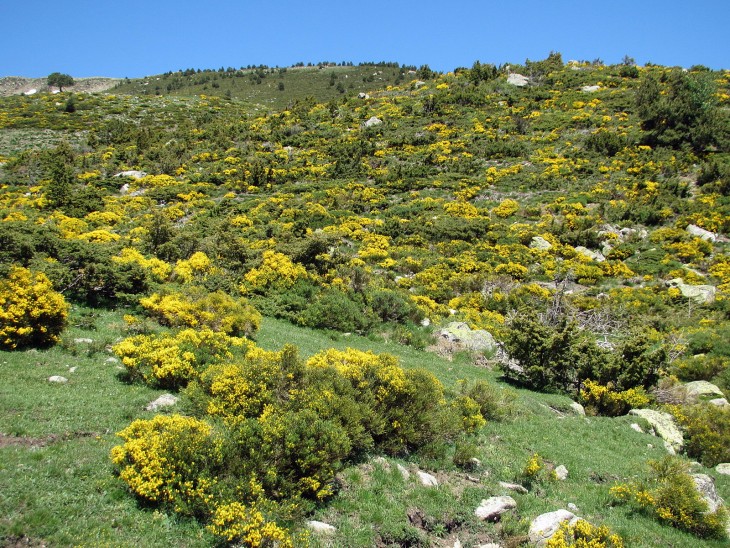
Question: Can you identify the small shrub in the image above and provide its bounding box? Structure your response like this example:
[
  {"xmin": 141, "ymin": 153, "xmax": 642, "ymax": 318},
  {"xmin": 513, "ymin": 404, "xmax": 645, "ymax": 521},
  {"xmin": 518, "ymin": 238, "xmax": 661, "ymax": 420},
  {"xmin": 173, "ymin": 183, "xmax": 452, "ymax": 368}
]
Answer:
[
  {"xmin": 579, "ymin": 380, "xmax": 651, "ymax": 417},
  {"xmin": 0, "ymin": 266, "xmax": 69, "ymax": 349},
  {"xmin": 206, "ymin": 502, "xmax": 293, "ymax": 547},
  {"xmin": 461, "ymin": 379, "xmax": 517, "ymax": 421},
  {"xmin": 546, "ymin": 519, "xmax": 624, "ymax": 547},
  {"xmin": 611, "ymin": 456, "xmax": 728, "ymax": 539},
  {"xmin": 667, "ymin": 404, "xmax": 730, "ymax": 467}
]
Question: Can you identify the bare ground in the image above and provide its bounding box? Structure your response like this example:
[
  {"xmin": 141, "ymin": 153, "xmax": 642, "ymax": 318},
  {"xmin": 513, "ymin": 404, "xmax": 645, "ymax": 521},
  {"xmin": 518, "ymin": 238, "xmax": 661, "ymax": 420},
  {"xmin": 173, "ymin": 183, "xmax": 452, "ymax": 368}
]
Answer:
[{"xmin": 0, "ymin": 77, "xmax": 120, "ymax": 97}]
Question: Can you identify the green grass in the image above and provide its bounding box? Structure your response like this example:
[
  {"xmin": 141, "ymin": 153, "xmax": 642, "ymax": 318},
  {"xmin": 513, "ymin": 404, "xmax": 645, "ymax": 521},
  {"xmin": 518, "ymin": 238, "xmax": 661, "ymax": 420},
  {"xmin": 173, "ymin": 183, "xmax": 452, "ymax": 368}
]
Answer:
[{"xmin": 1, "ymin": 311, "xmax": 728, "ymax": 546}]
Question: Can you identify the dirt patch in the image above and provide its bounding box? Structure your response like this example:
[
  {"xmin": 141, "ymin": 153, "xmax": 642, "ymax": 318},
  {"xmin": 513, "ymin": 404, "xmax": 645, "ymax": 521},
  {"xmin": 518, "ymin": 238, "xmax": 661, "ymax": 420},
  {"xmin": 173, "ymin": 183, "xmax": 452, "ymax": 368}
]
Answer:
[
  {"xmin": 1, "ymin": 536, "xmax": 48, "ymax": 547},
  {"xmin": 0, "ymin": 431, "xmax": 98, "ymax": 449}
]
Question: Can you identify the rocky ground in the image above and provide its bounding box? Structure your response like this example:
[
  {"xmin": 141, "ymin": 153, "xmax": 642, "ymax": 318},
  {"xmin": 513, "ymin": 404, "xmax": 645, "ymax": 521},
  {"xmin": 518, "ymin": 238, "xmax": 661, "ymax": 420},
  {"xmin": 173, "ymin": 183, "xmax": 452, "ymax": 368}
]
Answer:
[{"xmin": 0, "ymin": 76, "xmax": 120, "ymax": 97}]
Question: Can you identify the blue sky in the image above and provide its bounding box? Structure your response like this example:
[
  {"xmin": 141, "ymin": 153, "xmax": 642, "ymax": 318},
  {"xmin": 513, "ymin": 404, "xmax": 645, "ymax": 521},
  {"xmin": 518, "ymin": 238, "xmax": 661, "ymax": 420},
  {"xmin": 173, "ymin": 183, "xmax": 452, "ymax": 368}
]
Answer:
[{"xmin": 2, "ymin": 1, "xmax": 728, "ymax": 78}]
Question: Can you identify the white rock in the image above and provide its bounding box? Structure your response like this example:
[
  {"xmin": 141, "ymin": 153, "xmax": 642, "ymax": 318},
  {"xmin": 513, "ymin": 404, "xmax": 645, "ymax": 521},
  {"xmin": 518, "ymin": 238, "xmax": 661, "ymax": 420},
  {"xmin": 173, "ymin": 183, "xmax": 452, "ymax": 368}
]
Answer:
[
  {"xmin": 569, "ymin": 402, "xmax": 585, "ymax": 416},
  {"xmin": 567, "ymin": 503, "xmax": 579, "ymax": 512},
  {"xmin": 691, "ymin": 474, "xmax": 725, "ymax": 513},
  {"xmin": 715, "ymin": 463, "xmax": 730, "ymax": 475},
  {"xmin": 529, "ymin": 510, "xmax": 578, "ymax": 547},
  {"xmin": 575, "ymin": 246, "xmax": 605, "ymax": 262},
  {"xmin": 709, "ymin": 398, "xmax": 729, "ymax": 407},
  {"xmin": 684, "ymin": 380, "xmax": 725, "ymax": 403},
  {"xmin": 666, "ymin": 278, "xmax": 716, "ymax": 304},
  {"xmin": 397, "ymin": 463, "xmax": 411, "ymax": 480},
  {"xmin": 453, "ymin": 539, "xmax": 462, "ymax": 548},
  {"xmin": 474, "ymin": 496, "xmax": 517, "ymax": 521},
  {"xmin": 363, "ymin": 116, "xmax": 382, "ymax": 128},
  {"xmin": 421, "ymin": 318, "xmax": 431, "ymax": 327},
  {"xmin": 417, "ymin": 470, "xmax": 438, "ymax": 487},
  {"xmin": 145, "ymin": 394, "xmax": 179, "ymax": 411},
  {"xmin": 306, "ymin": 520, "xmax": 336, "ymax": 534},
  {"xmin": 629, "ymin": 409, "xmax": 684, "ymax": 452},
  {"xmin": 499, "ymin": 481, "xmax": 528, "ymax": 494},
  {"xmin": 105, "ymin": 357, "xmax": 119, "ymax": 364},
  {"xmin": 581, "ymin": 85, "xmax": 600, "ymax": 92},
  {"xmin": 114, "ymin": 170, "xmax": 147, "ymax": 179},
  {"xmin": 74, "ymin": 338, "xmax": 93, "ymax": 344},
  {"xmin": 68, "ymin": 366, "xmax": 77, "ymax": 373},
  {"xmin": 477, "ymin": 544, "xmax": 501, "ymax": 548},
  {"xmin": 24, "ymin": 88, "xmax": 37, "ymax": 95},
  {"xmin": 686, "ymin": 224, "xmax": 717, "ymax": 242},
  {"xmin": 48, "ymin": 376, "xmax": 68, "ymax": 383},
  {"xmin": 507, "ymin": 73, "xmax": 529, "ymax": 87},
  {"xmin": 530, "ymin": 236, "xmax": 553, "ymax": 251},
  {"xmin": 554, "ymin": 465, "xmax": 568, "ymax": 480},
  {"xmin": 357, "ymin": 92, "xmax": 370, "ymax": 99},
  {"xmin": 630, "ymin": 423, "xmax": 644, "ymax": 433}
]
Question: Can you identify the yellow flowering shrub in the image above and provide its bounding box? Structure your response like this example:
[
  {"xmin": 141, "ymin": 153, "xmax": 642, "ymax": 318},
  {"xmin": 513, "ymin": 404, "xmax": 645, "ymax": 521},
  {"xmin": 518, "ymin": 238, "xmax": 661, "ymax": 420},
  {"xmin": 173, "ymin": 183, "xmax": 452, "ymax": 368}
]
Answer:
[
  {"xmin": 0, "ymin": 267, "xmax": 69, "ymax": 349},
  {"xmin": 579, "ymin": 380, "xmax": 650, "ymax": 416},
  {"xmin": 112, "ymin": 247, "xmax": 171, "ymax": 282},
  {"xmin": 113, "ymin": 328, "xmax": 246, "ymax": 389},
  {"xmin": 492, "ymin": 198, "xmax": 520, "ymax": 218},
  {"xmin": 243, "ymin": 250, "xmax": 307, "ymax": 293},
  {"xmin": 111, "ymin": 415, "xmax": 223, "ymax": 516},
  {"xmin": 174, "ymin": 251, "xmax": 218, "ymax": 283},
  {"xmin": 611, "ymin": 457, "xmax": 727, "ymax": 539},
  {"xmin": 140, "ymin": 289, "xmax": 261, "ymax": 337},
  {"xmin": 546, "ymin": 519, "xmax": 624, "ymax": 548},
  {"xmin": 207, "ymin": 502, "xmax": 293, "ymax": 547}
]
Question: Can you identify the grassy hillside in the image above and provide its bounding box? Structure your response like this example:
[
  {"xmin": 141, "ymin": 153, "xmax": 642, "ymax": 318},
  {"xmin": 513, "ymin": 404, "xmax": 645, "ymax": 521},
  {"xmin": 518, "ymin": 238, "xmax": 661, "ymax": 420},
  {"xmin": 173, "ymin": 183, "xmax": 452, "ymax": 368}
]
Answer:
[
  {"xmin": 1, "ymin": 54, "xmax": 730, "ymax": 546},
  {"xmin": 111, "ymin": 62, "xmax": 415, "ymax": 110}
]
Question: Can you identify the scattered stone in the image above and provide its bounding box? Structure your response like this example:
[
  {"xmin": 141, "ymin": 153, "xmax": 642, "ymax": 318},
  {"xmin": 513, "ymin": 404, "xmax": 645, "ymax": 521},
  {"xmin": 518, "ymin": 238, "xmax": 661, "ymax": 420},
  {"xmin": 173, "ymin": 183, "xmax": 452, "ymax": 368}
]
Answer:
[
  {"xmin": 68, "ymin": 366, "xmax": 77, "ymax": 373},
  {"xmin": 666, "ymin": 278, "xmax": 716, "ymax": 304},
  {"xmin": 629, "ymin": 409, "xmax": 684, "ymax": 453},
  {"xmin": 686, "ymin": 224, "xmax": 717, "ymax": 242},
  {"xmin": 74, "ymin": 338, "xmax": 93, "ymax": 344},
  {"xmin": 357, "ymin": 92, "xmax": 370, "ymax": 99},
  {"xmin": 684, "ymin": 381, "xmax": 726, "ymax": 404},
  {"xmin": 114, "ymin": 170, "xmax": 147, "ymax": 179},
  {"xmin": 119, "ymin": 183, "xmax": 130, "ymax": 194},
  {"xmin": 507, "ymin": 73, "xmax": 529, "ymax": 87},
  {"xmin": 48, "ymin": 376, "xmax": 68, "ymax": 383},
  {"xmin": 715, "ymin": 463, "xmax": 730, "ymax": 475},
  {"xmin": 421, "ymin": 318, "xmax": 431, "ymax": 327},
  {"xmin": 363, "ymin": 116, "xmax": 382, "ymax": 128},
  {"xmin": 554, "ymin": 465, "xmax": 569, "ymax": 481},
  {"xmin": 306, "ymin": 520, "xmax": 336, "ymax": 534},
  {"xmin": 567, "ymin": 503, "xmax": 579, "ymax": 512},
  {"xmin": 630, "ymin": 423, "xmax": 644, "ymax": 433},
  {"xmin": 438, "ymin": 322, "xmax": 497, "ymax": 353},
  {"xmin": 574, "ymin": 246, "xmax": 606, "ymax": 262},
  {"xmin": 417, "ymin": 470, "xmax": 438, "ymax": 487},
  {"xmin": 145, "ymin": 394, "xmax": 179, "ymax": 411},
  {"xmin": 691, "ymin": 474, "xmax": 725, "ymax": 513},
  {"xmin": 530, "ymin": 236, "xmax": 553, "ymax": 251},
  {"xmin": 529, "ymin": 510, "xmax": 579, "ymax": 547},
  {"xmin": 569, "ymin": 401, "xmax": 586, "ymax": 416},
  {"xmin": 24, "ymin": 88, "xmax": 37, "ymax": 95},
  {"xmin": 499, "ymin": 481, "xmax": 528, "ymax": 494},
  {"xmin": 709, "ymin": 398, "xmax": 729, "ymax": 407},
  {"xmin": 453, "ymin": 538, "xmax": 462, "ymax": 548},
  {"xmin": 397, "ymin": 463, "xmax": 410, "ymax": 480},
  {"xmin": 474, "ymin": 496, "xmax": 517, "ymax": 522},
  {"xmin": 581, "ymin": 85, "xmax": 600, "ymax": 92}
]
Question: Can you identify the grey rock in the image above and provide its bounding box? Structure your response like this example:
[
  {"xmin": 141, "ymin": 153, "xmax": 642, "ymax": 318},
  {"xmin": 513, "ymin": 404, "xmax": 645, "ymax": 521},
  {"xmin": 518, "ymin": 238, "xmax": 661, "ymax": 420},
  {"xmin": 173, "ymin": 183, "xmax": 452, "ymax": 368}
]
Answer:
[
  {"xmin": 397, "ymin": 463, "xmax": 410, "ymax": 480},
  {"xmin": 48, "ymin": 375, "xmax": 68, "ymax": 383},
  {"xmin": 709, "ymin": 398, "xmax": 729, "ymax": 407},
  {"xmin": 363, "ymin": 116, "xmax": 382, "ymax": 128},
  {"xmin": 567, "ymin": 503, "xmax": 579, "ymax": 512},
  {"xmin": 575, "ymin": 246, "xmax": 606, "ymax": 262},
  {"xmin": 306, "ymin": 520, "xmax": 336, "ymax": 534},
  {"xmin": 474, "ymin": 496, "xmax": 517, "ymax": 521},
  {"xmin": 507, "ymin": 73, "xmax": 529, "ymax": 87},
  {"xmin": 529, "ymin": 510, "xmax": 579, "ymax": 547},
  {"xmin": 629, "ymin": 409, "xmax": 684, "ymax": 452},
  {"xmin": 686, "ymin": 224, "xmax": 717, "ymax": 242},
  {"xmin": 74, "ymin": 338, "xmax": 94, "ymax": 344},
  {"xmin": 684, "ymin": 380, "xmax": 725, "ymax": 403},
  {"xmin": 666, "ymin": 278, "xmax": 716, "ymax": 304},
  {"xmin": 417, "ymin": 470, "xmax": 438, "ymax": 487},
  {"xmin": 530, "ymin": 236, "xmax": 553, "ymax": 251},
  {"xmin": 554, "ymin": 465, "xmax": 568, "ymax": 481},
  {"xmin": 114, "ymin": 170, "xmax": 147, "ymax": 179},
  {"xmin": 630, "ymin": 423, "xmax": 644, "ymax": 433},
  {"xmin": 357, "ymin": 92, "xmax": 370, "ymax": 99},
  {"xmin": 569, "ymin": 401, "xmax": 586, "ymax": 416},
  {"xmin": 499, "ymin": 481, "xmax": 528, "ymax": 494},
  {"xmin": 715, "ymin": 463, "xmax": 730, "ymax": 475},
  {"xmin": 582, "ymin": 85, "xmax": 601, "ymax": 92},
  {"xmin": 691, "ymin": 473, "xmax": 725, "ymax": 513},
  {"xmin": 145, "ymin": 394, "xmax": 179, "ymax": 411},
  {"xmin": 438, "ymin": 322, "xmax": 497, "ymax": 353}
]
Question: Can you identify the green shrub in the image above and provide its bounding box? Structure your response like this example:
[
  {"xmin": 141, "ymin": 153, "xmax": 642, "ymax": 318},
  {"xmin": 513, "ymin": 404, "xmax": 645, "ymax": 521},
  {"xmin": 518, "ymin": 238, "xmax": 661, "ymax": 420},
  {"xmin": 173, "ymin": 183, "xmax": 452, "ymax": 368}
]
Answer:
[{"xmin": 579, "ymin": 380, "xmax": 651, "ymax": 417}]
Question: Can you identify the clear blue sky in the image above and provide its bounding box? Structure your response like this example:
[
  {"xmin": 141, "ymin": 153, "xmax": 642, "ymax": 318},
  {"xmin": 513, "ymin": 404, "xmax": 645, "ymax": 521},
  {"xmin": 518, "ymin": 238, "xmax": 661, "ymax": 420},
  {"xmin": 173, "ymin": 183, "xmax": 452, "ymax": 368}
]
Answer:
[{"xmin": 2, "ymin": 1, "xmax": 728, "ymax": 78}]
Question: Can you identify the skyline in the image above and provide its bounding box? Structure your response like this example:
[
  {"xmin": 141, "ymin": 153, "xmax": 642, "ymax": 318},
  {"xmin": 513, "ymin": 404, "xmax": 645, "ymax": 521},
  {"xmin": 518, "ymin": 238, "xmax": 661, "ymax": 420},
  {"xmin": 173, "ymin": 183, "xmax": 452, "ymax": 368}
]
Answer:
[{"xmin": 2, "ymin": 1, "xmax": 729, "ymax": 79}]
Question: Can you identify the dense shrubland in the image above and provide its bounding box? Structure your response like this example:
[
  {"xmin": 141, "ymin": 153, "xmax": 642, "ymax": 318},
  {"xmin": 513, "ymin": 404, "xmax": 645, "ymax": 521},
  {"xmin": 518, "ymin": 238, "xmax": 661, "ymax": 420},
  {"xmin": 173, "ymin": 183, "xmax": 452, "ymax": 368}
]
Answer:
[{"xmin": 2, "ymin": 54, "xmax": 730, "ymax": 544}]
